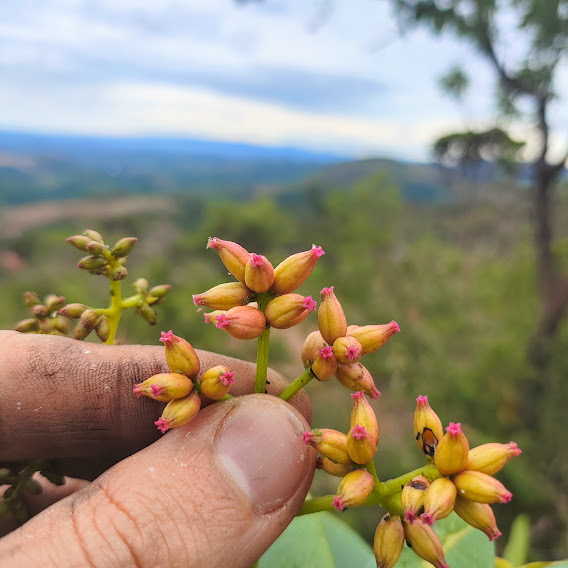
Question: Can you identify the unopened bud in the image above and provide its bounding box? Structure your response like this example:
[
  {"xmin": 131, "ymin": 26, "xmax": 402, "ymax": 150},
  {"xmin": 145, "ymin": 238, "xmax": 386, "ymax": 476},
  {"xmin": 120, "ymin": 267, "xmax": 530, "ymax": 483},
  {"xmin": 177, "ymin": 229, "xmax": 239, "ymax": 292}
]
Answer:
[
  {"xmin": 77, "ymin": 255, "xmax": 108, "ymax": 273},
  {"xmin": 335, "ymin": 362, "xmax": 381, "ymax": 399},
  {"xmin": 303, "ymin": 428, "xmax": 353, "ymax": 465},
  {"xmin": 32, "ymin": 304, "xmax": 48, "ymax": 319},
  {"xmin": 133, "ymin": 278, "xmax": 149, "ymax": 295},
  {"xmin": 193, "ymin": 282, "xmax": 252, "ymax": 311},
  {"xmin": 52, "ymin": 315, "xmax": 71, "ymax": 334},
  {"xmin": 414, "ymin": 395, "xmax": 444, "ymax": 458},
  {"xmin": 271, "ymin": 244, "xmax": 325, "ymax": 295},
  {"xmin": 160, "ymin": 330, "xmax": 200, "ymax": 378},
  {"xmin": 316, "ymin": 456, "xmax": 353, "ymax": 478},
  {"xmin": 86, "ymin": 241, "xmax": 106, "ymax": 255},
  {"xmin": 265, "ymin": 294, "xmax": 317, "ymax": 329},
  {"xmin": 421, "ymin": 477, "xmax": 457, "ymax": 525},
  {"xmin": 453, "ymin": 497, "xmax": 502, "ymax": 541},
  {"xmin": 84, "ymin": 229, "xmax": 105, "ymax": 244},
  {"xmin": 207, "ymin": 237, "xmax": 250, "ymax": 283},
  {"xmin": 348, "ymin": 321, "xmax": 400, "ymax": 355},
  {"xmin": 199, "ymin": 365, "xmax": 235, "ymax": 400},
  {"xmin": 333, "ymin": 336, "xmax": 363, "ymax": 364},
  {"xmin": 403, "ymin": 521, "xmax": 449, "ymax": 568},
  {"xmin": 453, "ymin": 470, "xmax": 512, "ymax": 504},
  {"xmin": 318, "ymin": 286, "xmax": 347, "ymax": 344},
  {"xmin": 347, "ymin": 391, "xmax": 379, "ymax": 464},
  {"xmin": 331, "ymin": 469, "xmax": 374, "ymax": 511},
  {"xmin": 138, "ymin": 303, "xmax": 157, "ymax": 325},
  {"xmin": 24, "ymin": 291, "xmax": 41, "ymax": 308},
  {"xmin": 111, "ymin": 237, "xmax": 137, "ymax": 258},
  {"xmin": 95, "ymin": 315, "xmax": 110, "ymax": 342},
  {"xmin": 155, "ymin": 391, "xmax": 201, "ymax": 433},
  {"xmin": 374, "ymin": 513, "xmax": 404, "ymax": 568},
  {"xmin": 44, "ymin": 295, "xmax": 66, "ymax": 313},
  {"xmin": 110, "ymin": 266, "xmax": 128, "ymax": 281},
  {"xmin": 402, "ymin": 476, "xmax": 430, "ymax": 524},
  {"xmin": 465, "ymin": 441, "xmax": 521, "ymax": 476},
  {"xmin": 434, "ymin": 422, "xmax": 470, "ymax": 475},
  {"xmin": 134, "ymin": 372, "xmax": 193, "ymax": 401},
  {"xmin": 204, "ymin": 305, "xmax": 266, "ymax": 340},
  {"xmin": 301, "ymin": 330, "xmax": 328, "ymax": 365},
  {"xmin": 146, "ymin": 284, "xmax": 172, "ymax": 305},
  {"xmin": 74, "ymin": 309, "xmax": 100, "ymax": 340},
  {"xmin": 67, "ymin": 235, "xmax": 92, "ymax": 252},
  {"xmin": 312, "ymin": 346, "xmax": 338, "ymax": 381},
  {"xmin": 58, "ymin": 303, "xmax": 88, "ymax": 318},
  {"xmin": 244, "ymin": 253, "xmax": 275, "ymax": 293},
  {"xmin": 14, "ymin": 318, "xmax": 39, "ymax": 333}
]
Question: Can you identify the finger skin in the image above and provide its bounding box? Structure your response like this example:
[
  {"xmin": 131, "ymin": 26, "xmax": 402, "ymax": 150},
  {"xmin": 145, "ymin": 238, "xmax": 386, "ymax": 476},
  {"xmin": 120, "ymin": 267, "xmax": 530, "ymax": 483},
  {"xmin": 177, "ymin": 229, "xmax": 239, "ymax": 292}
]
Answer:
[
  {"xmin": 0, "ymin": 395, "xmax": 316, "ymax": 568},
  {"xmin": 0, "ymin": 332, "xmax": 311, "ymax": 473}
]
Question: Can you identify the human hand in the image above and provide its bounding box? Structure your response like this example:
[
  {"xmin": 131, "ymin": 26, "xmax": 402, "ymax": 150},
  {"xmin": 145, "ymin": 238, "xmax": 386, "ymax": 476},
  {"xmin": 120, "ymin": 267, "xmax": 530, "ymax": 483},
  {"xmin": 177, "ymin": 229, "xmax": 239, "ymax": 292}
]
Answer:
[{"xmin": 0, "ymin": 331, "xmax": 315, "ymax": 567}]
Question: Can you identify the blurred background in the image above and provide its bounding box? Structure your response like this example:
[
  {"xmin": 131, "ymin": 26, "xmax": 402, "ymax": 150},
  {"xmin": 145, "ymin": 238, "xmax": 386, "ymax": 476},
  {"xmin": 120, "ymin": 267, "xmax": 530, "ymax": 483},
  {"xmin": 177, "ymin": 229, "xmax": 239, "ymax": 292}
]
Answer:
[{"xmin": 1, "ymin": 0, "xmax": 567, "ymax": 561}]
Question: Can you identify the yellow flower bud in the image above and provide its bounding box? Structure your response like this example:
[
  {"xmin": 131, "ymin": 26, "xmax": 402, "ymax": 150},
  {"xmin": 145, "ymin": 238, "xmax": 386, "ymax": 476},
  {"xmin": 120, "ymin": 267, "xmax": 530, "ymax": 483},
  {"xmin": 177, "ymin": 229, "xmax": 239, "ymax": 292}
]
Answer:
[
  {"xmin": 348, "ymin": 321, "xmax": 400, "ymax": 355},
  {"xmin": 453, "ymin": 496, "xmax": 502, "ymax": 541},
  {"xmin": 199, "ymin": 365, "xmax": 234, "ymax": 400},
  {"xmin": 244, "ymin": 253, "xmax": 274, "ymax": 293},
  {"xmin": 421, "ymin": 477, "xmax": 457, "ymax": 525},
  {"xmin": 374, "ymin": 513, "xmax": 404, "ymax": 568},
  {"xmin": 331, "ymin": 469, "xmax": 375, "ymax": 511},
  {"xmin": 453, "ymin": 470, "xmax": 513, "ymax": 504},
  {"xmin": 318, "ymin": 286, "xmax": 347, "ymax": 344},
  {"xmin": 155, "ymin": 391, "xmax": 201, "ymax": 433},
  {"xmin": 434, "ymin": 422, "xmax": 469, "ymax": 475},
  {"xmin": 160, "ymin": 330, "xmax": 200, "ymax": 379},
  {"xmin": 403, "ymin": 521, "xmax": 449, "ymax": 568},
  {"xmin": 311, "ymin": 347, "xmax": 338, "ymax": 382},
  {"xmin": 401, "ymin": 475, "xmax": 430, "ymax": 524},
  {"xmin": 316, "ymin": 456, "xmax": 353, "ymax": 478},
  {"xmin": 347, "ymin": 391, "xmax": 379, "ymax": 464},
  {"xmin": 465, "ymin": 441, "xmax": 521, "ymax": 476},
  {"xmin": 207, "ymin": 237, "xmax": 250, "ymax": 283},
  {"xmin": 111, "ymin": 237, "xmax": 137, "ymax": 258},
  {"xmin": 303, "ymin": 428, "xmax": 354, "ymax": 465},
  {"xmin": 265, "ymin": 293, "xmax": 317, "ymax": 329},
  {"xmin": 134, "ymin": 372, "xmax": 193, "ymax": 402},
  {"xmin": 333, "ymin": 336, "xmax": 363, "ymax": 364},
  {"xmin": 193, "ymin": 282, "xmax": 253, "ymax": 311},
  {"xmin": 414, "ymin": 395, "xmax": 444, "ymax": 458},
  {"xmin": 335, "ymin": 362, "xmax": 381, "ymax": 399},
  {"xmin": 301, "ymin": 330, "xmax": 328, "ymax": 365},
  {"xmin": 271, "ymin": 244, "xmax": 325, "ymax": 295}
]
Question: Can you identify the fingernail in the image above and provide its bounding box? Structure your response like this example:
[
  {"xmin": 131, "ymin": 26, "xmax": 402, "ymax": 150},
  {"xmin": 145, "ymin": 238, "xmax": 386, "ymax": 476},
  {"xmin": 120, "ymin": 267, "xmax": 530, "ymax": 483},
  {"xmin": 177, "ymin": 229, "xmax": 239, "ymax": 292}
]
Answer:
[{"xmin": 214, "ymin": 397, "xmax": 311, "ymax": 514}]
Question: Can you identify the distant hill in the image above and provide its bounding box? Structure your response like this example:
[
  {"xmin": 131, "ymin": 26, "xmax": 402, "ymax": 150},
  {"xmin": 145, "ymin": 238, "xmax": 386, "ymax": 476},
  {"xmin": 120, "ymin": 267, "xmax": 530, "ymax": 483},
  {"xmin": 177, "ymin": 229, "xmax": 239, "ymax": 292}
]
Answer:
[{"xmin": 0, "ymin": 131, "xmax": 344, "ymax": 205}]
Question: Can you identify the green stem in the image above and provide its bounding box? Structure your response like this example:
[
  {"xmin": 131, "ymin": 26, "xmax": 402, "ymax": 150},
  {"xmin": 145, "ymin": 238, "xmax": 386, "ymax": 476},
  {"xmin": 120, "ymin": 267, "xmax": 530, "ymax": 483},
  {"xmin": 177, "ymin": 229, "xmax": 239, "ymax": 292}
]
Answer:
[
  {"xmin": 279, "ymin": 367, "xmax": 315, "ymax": 402},
  {"xmin": 105, "ymin": 279, "xmax": 123, "ymax": 345},
  {"xmin": 375, "ymin": 462, "xmax": 441, "ymax": 498},
  {"xmin": 255, "ymin": 326, "xmax": 270, "ymax": 393}
]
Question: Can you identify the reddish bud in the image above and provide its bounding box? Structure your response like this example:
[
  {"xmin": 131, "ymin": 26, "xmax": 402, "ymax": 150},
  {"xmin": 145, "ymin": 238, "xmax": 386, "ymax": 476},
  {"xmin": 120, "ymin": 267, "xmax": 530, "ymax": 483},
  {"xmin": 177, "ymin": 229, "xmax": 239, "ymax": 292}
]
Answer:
[
  {"xmin": 335, "ymin": 362, "xmax": 381, "ymax": 399},
  {"xmin": 401, "ymin": 476, "xmax": 430, "ymax": 524},
  {"xmin": 318, "ymin": 286, "xmax": 347, "ymax": 344},
  {"xmin": 303, "ymin": 428, "xmax": 353, "ymax": 465},
  {"xmin": 155, "ymin": 391, "xmax": 201, "ymax": 433},
  {"xmin": 199, "ymin": 365, "xmax": 235, "ymax": 400},
  {"xmin": 434, "ymin": 422, "xmax": 470, "ymax": 475},
  {"xmin": 331, "ymin": 469, "xmax": 374, "ymax": 511},
  {"xmin": 465, "ymin": 442, "xmax": 521, "ymax": 476},
  {"xmin": 414, "ymin": 395, "xmax": 444, "ymax": 458},
  {"xmin": 453, "ymin": 497, "xmax": 502, "ymax": 541},
  {"xmin": 348, "ymin": 321, "xmax": 400, "ymax": 355},
  {"xmin": 192, "ymin": 282, "xmax": 253, "ymax": 311},
  {"xmin": 133, "ymin": 372, "xmax": 193, "ymax": 401},
  {"xmin": 333, "ymin": 336, "xmax": 363, "ymax": 364},
  {"xmin": 160, "ymin": 330, "xmax": 200, "ymax": 379},
  {"xmin": 347, "ymin": 391, "xmax": 379, "ymax": 464},
  {"xmin": 374, "ymin": 513, "xmax": 404, "ymax": 568},
  {"xmin": 312, "ymin": 347, "xmax": 338, "ymax": 381},
  {"xmin": 301, "ymin": 330, "xmax": 328, "ymax": 365},
  {"xmin": 265, "ymin": 293, "xmax": 317, "ymax": 329},
  {"xmin": 421, "ymin": 477, "xmax": 457, "ymax": 525},
  {"xmin": 271, "ymin": 244, "xmax": 325, "ymax": 295},
  {"xmin": 207, "ymin": 237, "xmax": 250, "ymax": 283},
  {"xmin": 204, "ymin": 306, "xmax": 266, "ymax": 340},
  {"xmin": 453, "ymin": 470, "xmax": 513, "ymax": 504}
]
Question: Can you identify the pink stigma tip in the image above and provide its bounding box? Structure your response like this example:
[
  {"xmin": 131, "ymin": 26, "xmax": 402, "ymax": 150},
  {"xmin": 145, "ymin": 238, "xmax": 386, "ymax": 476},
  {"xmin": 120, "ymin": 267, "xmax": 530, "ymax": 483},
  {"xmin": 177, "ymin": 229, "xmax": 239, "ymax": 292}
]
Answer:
[
  {"xmin": 489, "ymin": 531, "xmax": 502, "ymax": 542},
  {"xmin": 311, "ymin": 244, "xmax": 325, "ymax": 257},
  {"xmin": 350, "ymin": 391, "xmax": 365, "ymax": 401},
  {"xmin": 207, "ymin": 237, "xmax": 220, "ymax": 250},
  {"xmin": 370, "ymin": 387, "xmax": 381, "ymax": 399},
  {"xmin": 133, "ymin": 385, "xmax": 143, "ymax": 398},
  {"xmin": 150, "ymin": 384, "xmax": 163, "ymax": 399},
  {"xmin": 192, "ymin": 294, "xmax": 204, "ymax": 306},
  {"xmin": 509, "ymin": 441, "xmax": 521, "ymax": 455},
  {"xmin": 417, "ymin": 395, "xmax": 429, "ymax": 405},
  {"xmin": 320, "ymin": 346, "xmax": 334, "ymax": 359},
  {"xmin": 303, "ymin": 296, "xmax": 317, "ymax": 311},
  {"xmin": 302, "ymin": 431, "xmax": 311, "ymax": 445},
  {"xmin": 390, "ymin": 320, "xmax": 401, "ymax": 333},
  {"xmin": 404, "ymin": 511, "xmax": 417, "ymax": 524},
  {"xmin": 501, "ymin": 492, "xmax": 513, "ymax": 503},
  {"xmin": 220, "ymin": 371, "xmax": 235, "ymax": 386},
  {"xmin": 421, "ymin": 514, "xmax": 434, "ymax": 526},
  {"xmin": 446, "ymin": 422, "xmax": 462, "ymax": 435},
  {"xmin": 352, "ymin": 424, "xmax": 367, "ymax": 440},
  {"xmin": 321, "ymin": 286, "xmax": 334, "ymax": 297},
  {"xmin": 215, "ymin": 314, "xmax": 228, "ymax": 329},
  {"xmin": 345, "ymin": 347, "xmax": 359, "ymax": 361},
  {"xmin": 250, "ymin": 253, "xmax": 263, "ymax": 267},
  {"xmin": 159, "ymin": 330, "xmax": 174, "ymax": 344},
  {"xmin": 331, "ymin": 497, "xmax": 345, "ymax": 511},
  {"xmin": 155, "ymin": 418, "xmax": 170, "ymax": 433}
]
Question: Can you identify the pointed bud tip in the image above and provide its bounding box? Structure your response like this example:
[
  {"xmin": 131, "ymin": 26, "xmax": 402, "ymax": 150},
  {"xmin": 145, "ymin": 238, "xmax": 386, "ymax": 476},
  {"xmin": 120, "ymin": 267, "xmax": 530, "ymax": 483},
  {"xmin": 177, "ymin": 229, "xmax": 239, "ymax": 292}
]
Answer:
[
  {"xmin": 446, "ymin": 422, "xmax": 462, "ymax": 436},
  {"xmin": 155, "ymin": 418, "xmax": 170, "ymax": 433},
  {"xmin": 404, "ymin": 511, "xmax": 417, "ymax": 524},
  {"xmin": 331, "ymin": 497, "xmax": 345, "ymax": 511},
  {"xmin": 371, "ymin": 387, "xmax": 381, "ymax": 399},
  {"xmin": 321, "ymin": 286, "xmax": 334, "ymax": 297},
  {"xmin": 250, "ymin": 253, "xmax": 263, "ymax": 267},
  {"xmin": 489, "ymin": 531, "xmax": 502, "ymax": 542},
  {"xmin": 215, "ymin": 314, "xmax": 228, "ymax": 329},
  {"xmin": 207, "ymin": 237, "xmax": 220, "ymax": 250},
  {"xmin": 192, "ymin": 294, "xmax": 204, "ymax": 306},
  {"xmin": 350, "ymin": 390, "xmax": 365, "ymax": 401},
  {"xmin": 352, "ymin": 424, "xmax": 368, "ymax": 440},
  {"xmin": 303, "ymin": 296, "xmax": 317, "ymax": 312},
  {"xmin": 417, "ymin": 395, "xmax": 429, "ymax": 405},
  {"xmin": 302, "ymin": 431, "xmax": 311, "ymax": 445},
  {"xmin": 320, "ymin": 346, "xmax": 334, "ymax": 359},
  {"xmin": 220, "ymin": 371, "xmax": 235, "ymax": 386},
  {"xmin": 133, "ymin": 385, "xmax": 143, "ymax": 398},
  {"xmin": 150, "ymin": 384, "xmax": 162, "ymax": 399},
  {"xmin": 159, "ymin": 330, "xmax": 174, "ymax": 344},
  {"xmin": 501, "ymin": 492, "xmax": 513, "ymax": 503},
  {"xmin": 509, "ymin": 441, "xmax": 521, "ymax": 455},
  {"xmin": 311, "ymin": 244, "xmax": 325, "ymax": 257},
  {"xmin": 390, "ymin": 320, "xmax": 400, "ymax": 333},
  {"xmin": 421, "ymin": 514, "xmax": 435, "ymax": 526}
]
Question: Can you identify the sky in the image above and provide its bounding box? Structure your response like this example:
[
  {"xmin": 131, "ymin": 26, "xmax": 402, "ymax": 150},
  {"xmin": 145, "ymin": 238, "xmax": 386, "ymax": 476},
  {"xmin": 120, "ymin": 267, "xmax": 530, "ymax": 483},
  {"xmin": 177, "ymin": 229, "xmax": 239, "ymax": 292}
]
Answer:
[{"xmin": 0, "ymin": 0, "xmax": 566, "ymax": 161}]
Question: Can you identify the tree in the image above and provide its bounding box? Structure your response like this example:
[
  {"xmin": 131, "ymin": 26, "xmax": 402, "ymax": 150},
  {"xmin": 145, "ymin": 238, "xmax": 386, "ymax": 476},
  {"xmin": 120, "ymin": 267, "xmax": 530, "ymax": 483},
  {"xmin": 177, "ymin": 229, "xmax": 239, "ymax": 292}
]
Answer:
[{"xmin": 393, "ymin": 0, "xmax": 568, "ymax": 362}]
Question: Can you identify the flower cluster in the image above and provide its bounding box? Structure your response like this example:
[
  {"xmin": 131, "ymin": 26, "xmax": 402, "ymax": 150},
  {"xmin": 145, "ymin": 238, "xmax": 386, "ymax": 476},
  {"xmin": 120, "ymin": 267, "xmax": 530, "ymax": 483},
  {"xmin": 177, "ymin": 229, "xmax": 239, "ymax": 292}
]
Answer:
[
  {"xmin": 134, "ymin": 330, "xmax": 235, "ymax": 433},
  {"xmin": 301, "ymin": 285, "xmax": 400, "ymax": 397},
  {"xmin": 14, "ymin": 292, "xmax": 70, "ymax": 336},
  {"xmin": 194, "ymin": 238, "xmax": 324, "ymax": 338}
]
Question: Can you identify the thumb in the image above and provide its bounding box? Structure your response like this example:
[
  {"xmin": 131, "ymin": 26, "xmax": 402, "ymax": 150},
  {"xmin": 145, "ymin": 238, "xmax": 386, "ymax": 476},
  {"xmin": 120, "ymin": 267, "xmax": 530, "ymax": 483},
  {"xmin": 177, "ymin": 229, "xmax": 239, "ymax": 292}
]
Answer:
[{"xmin": 0, "ymin": 395, "xmax": 316, "ymax": 568}]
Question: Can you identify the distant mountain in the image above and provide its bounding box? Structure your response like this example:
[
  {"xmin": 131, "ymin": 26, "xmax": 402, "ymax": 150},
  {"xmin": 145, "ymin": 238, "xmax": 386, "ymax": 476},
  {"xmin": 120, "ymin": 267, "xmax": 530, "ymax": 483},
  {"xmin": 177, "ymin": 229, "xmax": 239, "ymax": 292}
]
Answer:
[{"xmin": 0, "ymin": 131, "xmax": 345, "ymax": 205}]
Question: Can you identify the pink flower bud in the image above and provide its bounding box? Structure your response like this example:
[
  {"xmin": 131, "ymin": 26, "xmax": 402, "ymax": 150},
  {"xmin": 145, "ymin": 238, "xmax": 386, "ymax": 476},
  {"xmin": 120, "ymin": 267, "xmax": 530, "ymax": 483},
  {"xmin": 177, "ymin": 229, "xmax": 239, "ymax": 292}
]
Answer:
[
  {"xmin": 420, "ymin": 477, "xmax": 457, "ymax": 525},
  {"xmin": 434, "ymin": 422, "xmax": 470, "ymax": 476},
  {"xmin": 453, "ymin": 470, "xmax": 513, "ymax": 504},
  {"xmin": 335, "ymin": 362, "xmax": 381, "ymax": 399},
  {"xmin": 204, "ymin": 306, "xmax": 266, "ymax": 339},
  {"xmin": 301, "ymin": 330, "xmax": 328, "ymax": 365},
  {"xmin": 303, "ymin": 428, "xmax": 353, "ymax": 465},
  {"xmin": 271, "ymin": 244, "xmax": 325, "ymax": 294},
  {"xmin": 244, "ymin": 253, "xmax": 275, "ymax": 293},
  {"xmin": 401, "ymin": 476, "xmax": 430, "ymax": 524},
  {"xmin": 331, "ymin": 469, "xmax": 375, "ymax": 511},
  {"xmin": 453, "ymin": 497, "xmax": 502, "ymax": 541},
  {"xmin": 207, "ymin": 237, "xmax": 250, "ymax": 283},
  {"xmin": 318, "ymin": 286, "xmax": 347, "ymax": 344},
  {"xmin": 347, "ymin": 391, "xmax": 379, "ymax": 464},
  {"xmin": 348, "ymin": 321, "xmax": 400, "ymax": 355},
  {"xmin": 311, "ymin": 347, "xmax": 338, "ymax": 381},
  {"xmin": 403, "ymin": 521, "xmax": 449, "ymax": 568},
  {"xmin": 133, "ymin": 372, "xmax": 193, "ymax": 402},
  {"xmin": 333, "ymin": 336, "xmax": 363, "ymax": 364},
  {"xmin": 414, "ymin": 395, "xmax": 444, "ymax": 458},
  {"xmin": 465, "ymin": 441, "xmax": 521, "ymax": 476},
  {"xmin": 199, "ymin": 365, "xmax": 234, "ymax": 400},
  {"xmin": 160, "ymin": 330, "xmax": 200, "ymax": 379},
  {"xmin": 155, "ymin": 391, "xmax": 201, "ymax": 433},
  {"xmin": 374, "ymin": 513, "xmax": 404, "ymax": 568},
  {"xmin": 192, "ymin": 282, "xmax": 253, "ymax": 311},
  {"xmin": 265, "ymin": 294, "xmax": 317, "ymax": 329}
]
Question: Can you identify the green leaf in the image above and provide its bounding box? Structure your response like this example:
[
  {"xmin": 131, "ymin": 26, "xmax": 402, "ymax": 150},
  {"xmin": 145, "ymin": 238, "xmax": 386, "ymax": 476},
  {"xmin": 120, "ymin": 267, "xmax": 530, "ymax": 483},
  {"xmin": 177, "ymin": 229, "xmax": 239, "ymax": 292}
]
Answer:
[
  {"xmin": 259, "ymin": 512, "xmax": 375, "ymax": 568},
  {"xmin": 503, "ymin": 514, "xmax": 530, "ymax": 566},
  {"xmin": 396, "ymin": 513, "xmax": 495, "ymax": 568}
]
